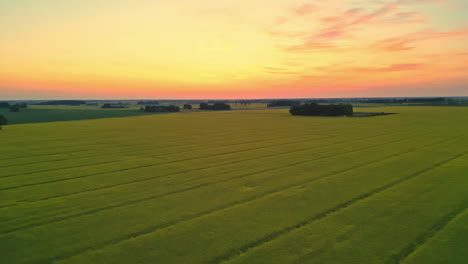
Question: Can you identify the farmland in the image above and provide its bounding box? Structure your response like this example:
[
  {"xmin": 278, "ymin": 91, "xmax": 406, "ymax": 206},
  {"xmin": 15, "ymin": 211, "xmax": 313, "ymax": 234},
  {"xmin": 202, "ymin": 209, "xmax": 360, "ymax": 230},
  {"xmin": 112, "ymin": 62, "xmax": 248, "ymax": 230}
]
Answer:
[
  {"xmin": 0, "ymin": 105, "xmax": 160, "ymax": 125},
  {"xmin": 1, "ymin": 106, "xmax": 467, "ymax": 264}
]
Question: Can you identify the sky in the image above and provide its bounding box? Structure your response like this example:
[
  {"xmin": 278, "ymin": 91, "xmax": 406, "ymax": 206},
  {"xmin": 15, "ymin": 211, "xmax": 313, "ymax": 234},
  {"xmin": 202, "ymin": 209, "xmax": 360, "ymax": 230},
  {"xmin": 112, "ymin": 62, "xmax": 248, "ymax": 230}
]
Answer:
[{"xmin": 0, "ymin": 0, "xmax": 467, "ymax": 99}]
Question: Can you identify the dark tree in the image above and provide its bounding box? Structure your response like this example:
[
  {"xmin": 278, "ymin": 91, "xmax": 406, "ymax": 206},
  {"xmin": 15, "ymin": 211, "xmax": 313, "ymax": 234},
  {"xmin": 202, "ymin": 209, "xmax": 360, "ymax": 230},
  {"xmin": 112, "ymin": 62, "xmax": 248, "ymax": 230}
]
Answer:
[
  {"xmin": 199, "ymin": 103, "xmax": 230, "ymax": 110},
  {"xmin": 210, "ymin": 103, "xmax": 231, "ymax": 110},
  {"xmin": 183, "ymin": 104, "xmax": 193, "ymax": 110},
  {"xmin": 290, "ymin": 103, "xmax": 353, "ymax": 116},
  {"xmin": 101, "ymin": 104, "xmax": 127, "ymax": 109},
  {"xmin": 137, "ymin": 101, "xmax": 159, "ymax": 105},
  {"xmin": 35, "ymin": 100, "xmax": 85, "ymax": 106},
  {"xmin": 9, "ymin": 105, "xmax": 20, "ymax": 112},
  {"xmin": 0, "ymin": 114, "xmax": 7, "ymax": 126},
  {"xmin": 0, "ymin": 102, "xmax": 10, "ymax": 108},
  {"xmin": 144, "ymin": 105, "xmax": 180, "ymax": 112},
  {"xmin": 199, "ymin": 103, "xmax": 209, "ymax": 110},
  {"xmin": 16, "ymin": 103, "xmax": 28, "ymax": 108}
]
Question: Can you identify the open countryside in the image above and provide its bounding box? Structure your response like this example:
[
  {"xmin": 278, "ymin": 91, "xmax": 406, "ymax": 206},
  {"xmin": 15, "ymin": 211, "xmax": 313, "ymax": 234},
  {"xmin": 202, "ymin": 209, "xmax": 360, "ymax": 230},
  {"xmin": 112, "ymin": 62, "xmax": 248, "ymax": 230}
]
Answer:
[
  {"xmin": 2, "ymin": 0, "xmax": 468, "ymax": 263},
  {"xmin": 1, "ymin": 105, "xmax": 467, "ymax": 264}
]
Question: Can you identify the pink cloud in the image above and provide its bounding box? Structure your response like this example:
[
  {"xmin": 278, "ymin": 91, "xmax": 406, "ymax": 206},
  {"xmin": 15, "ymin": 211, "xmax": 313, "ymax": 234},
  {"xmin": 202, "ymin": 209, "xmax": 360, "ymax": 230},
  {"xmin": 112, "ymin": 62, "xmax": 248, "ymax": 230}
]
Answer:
[
  {"xmin": 386, "ymin": 12, "xmax": 426, "ymax": 23},
  {"xmin": 281, "ymin": 41, "xmax": 337, "ymax": 52},
  {"xmin": 293, "ymin": 4, "xmax": 317, "ymax": 16},
  {"xmin": 374, "ymin": 28, "xmax": 468, "ymax": 51},
  {"xmin": 354, "ymin": 63, "xmax": 424, "ymax": 72},
  {"xmin": 274, "ymin": 16, "xmax": 289, "ymax": 25}
]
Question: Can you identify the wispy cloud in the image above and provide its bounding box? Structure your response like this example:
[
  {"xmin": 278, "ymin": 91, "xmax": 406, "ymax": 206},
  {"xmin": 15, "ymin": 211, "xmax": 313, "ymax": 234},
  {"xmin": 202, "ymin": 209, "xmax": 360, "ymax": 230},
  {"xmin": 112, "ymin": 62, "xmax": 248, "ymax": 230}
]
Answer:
[
  {"xmin": 383, "ymin": 12, "xmax": 426, "ymax": 23},
  {"xmin": 280, "ymin": 41, "xmax": 338, "ymax": 52},
  {"xmin": 263, "ymin": 66, "xmax": 300, "ymax": 74},
  {"xmin": 374, "ymin": 28, "xmax": 468, "ymax": 51},
  {"xmin": 353, "ymin": 63, "xmax": 424, "ymax": 72},
  {"xmin": 278, "ymin": 4, "xmax": 407, "ymax": 52}
]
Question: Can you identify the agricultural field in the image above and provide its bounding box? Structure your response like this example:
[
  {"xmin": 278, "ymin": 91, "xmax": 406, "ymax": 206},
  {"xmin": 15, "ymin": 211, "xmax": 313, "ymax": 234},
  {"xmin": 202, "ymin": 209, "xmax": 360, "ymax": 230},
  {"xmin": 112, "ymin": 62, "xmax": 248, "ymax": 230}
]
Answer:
[
  {"xmin": 1, "ymin": 106, "xmax": 467, "ymax": 264},
  {"xmin": 0, "ymin": 105, "xmax": 159, "ymax": 125}
]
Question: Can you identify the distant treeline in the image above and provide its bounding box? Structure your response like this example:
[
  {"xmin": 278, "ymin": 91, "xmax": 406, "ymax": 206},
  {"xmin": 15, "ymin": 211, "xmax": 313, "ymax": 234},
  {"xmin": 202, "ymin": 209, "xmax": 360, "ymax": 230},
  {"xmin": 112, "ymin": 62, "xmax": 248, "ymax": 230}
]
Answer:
[
  {"xmin": 137, "ymin": 101, "xmax": 159, "ymax": 105},
  {"xmin": 306, "ymin": 97, "xmax": 467, "ymax": 105},
  {"xmin": 267, "ymin": 100, "xmax": 300, "ymax": 107},
  {"xmin": 0, "ymin": 102, "xmax": 11, "ymax": 108},
  {"xmin": 101, "ymin": 104, "xmax": 128, "ymax": 109},
  {"xmin": 0, "ymin": 102, "xmax": 28, "ymax": 112},
  {"xmin": 199, "ymin": 103, "xmax": 231, "ymax": 110},
  {"xmin": 290, "ymin": 103, "xmax": 353, "ymax": 116},
  {"xmin": 144, "ymin": 105, "xmax": 180, "ymax": 112},
  {"xmin": 35, "ymin": 100, "xmax": 86, "ymax": 106}
]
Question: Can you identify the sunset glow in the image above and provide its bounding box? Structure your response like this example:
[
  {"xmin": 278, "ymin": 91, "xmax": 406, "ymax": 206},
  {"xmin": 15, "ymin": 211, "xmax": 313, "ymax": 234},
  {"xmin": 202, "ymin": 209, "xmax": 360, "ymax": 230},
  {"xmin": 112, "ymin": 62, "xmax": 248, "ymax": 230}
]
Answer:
[{"xmin": 1, "ymin": 0, "xmax": 467, "ymax": 99}]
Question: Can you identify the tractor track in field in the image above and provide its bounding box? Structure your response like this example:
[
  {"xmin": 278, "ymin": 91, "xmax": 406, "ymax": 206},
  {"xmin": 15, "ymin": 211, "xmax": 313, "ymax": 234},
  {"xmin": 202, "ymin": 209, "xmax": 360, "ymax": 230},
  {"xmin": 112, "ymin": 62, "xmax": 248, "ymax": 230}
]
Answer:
[
  {"xmin": 0, "ymin": 125, "xmax": 333, "ymax": 172},
  {"xmin": 32, "ymin": 137, "xmax": 464, "ymax": 264},
  {"xmin": 0, "ymin": 125, "xmax": 304, "ymax": 162},
  {"xmin": 391, "ymin": 206, "xmax": 468, "ymax": 264},
  {"xmin": 1, "ymin": 132, "xmax": 434, "ymax": 234},
  {"xmin": 2, "ymin": 127, "xmax": 251, "ymax": 151},
  {"xmin": 0, "ymin": 120, "xmax": 418, "ymax": 162},
  {"xmin": 210, "ymin": 152, "xmax": 468, "ymax": 264},
  {"xmin": 0, "ymin": 130, "xmax": 333, "ymax": 179},
  {"xmin": 0, "ymin": 127, "xmax": 290, "ymax": 166},
  {"xmin": 0, "ymin": 128, "xmax": 325, "ymax": 169},
  {"xmin": 0, "ymin": 128, "xmax": 424, "ymax": 207},
  {"xmin": 9, "ymin": 135, "xmax": 461, "ymax": 264},
  {"xmin": 0, "ymin": 133, "xmax": 373, "ymax": 190},
  {"xmin": 0, "ymin": 125, "xmax": 419, "ymax": 180}
]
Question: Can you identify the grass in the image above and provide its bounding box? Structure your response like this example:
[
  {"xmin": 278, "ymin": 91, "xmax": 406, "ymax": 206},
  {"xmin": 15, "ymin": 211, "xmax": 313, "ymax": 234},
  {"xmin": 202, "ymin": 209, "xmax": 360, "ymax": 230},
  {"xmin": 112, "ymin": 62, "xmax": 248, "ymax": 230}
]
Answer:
[
  {"xmin": 0, "ymin": 106, "xmax": 467, "ymax": 264},
  {"xmin": 0, "ymin": 105, "xmax": 159, "ymax": 125}
]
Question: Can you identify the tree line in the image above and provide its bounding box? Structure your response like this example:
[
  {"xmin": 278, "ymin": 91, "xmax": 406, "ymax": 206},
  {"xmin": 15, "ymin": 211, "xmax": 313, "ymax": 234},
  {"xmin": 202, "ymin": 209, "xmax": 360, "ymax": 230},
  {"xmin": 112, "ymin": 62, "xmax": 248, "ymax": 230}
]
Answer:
[
  {"xmin": 137, "ymin": 101, "xmax": 159, "ymax": 105},
  {"xmin": 101, "ymin": 104, "xmax": 128, "ymax": 109},
  {"xmin": 199, "ymin": 103, "xmax": 231, "ymax": 110},
  {"xmin": 0, "ymin": 102, "xmax": 28, "ymax": 112},
  {"xmin": 267, "ymin": 100, "xmax": 300, "ymax": 107},
  {"xmin": 290, "ymin": 103, "xmax": 353, "ymax": 116},
  {"xmin": 35, "ymin": 100, "xmax": 85, "ymax": 106},
  {"xmin": 144, "ymin": 105, "xmax": 180, "ymax": 112},
  {"xmin": 0, "ymin": 114, "xmax": 7, "ymax": 130}
]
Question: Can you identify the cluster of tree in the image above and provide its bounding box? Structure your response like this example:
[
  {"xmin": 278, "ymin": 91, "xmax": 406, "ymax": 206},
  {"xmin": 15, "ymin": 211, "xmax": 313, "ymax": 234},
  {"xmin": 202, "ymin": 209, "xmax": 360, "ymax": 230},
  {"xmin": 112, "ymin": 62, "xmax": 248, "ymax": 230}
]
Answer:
[
  {"xmin": 137, "ymin": 100, "xmax": 159, "ymax": 105},
  {"xmin": 290, "ymin": 103, "xmax": 353, "ymax": 116},
  {"xmin": 183, "ymin": 104, "xmax": 192, "ymax": 110},
  {"xmin": 0, "ymin": 102, "xmax": 28, "ymax": 112},
  {"xmin": 199, "ymin": 103, "xmax": 231, "ymax": 110},
  {"xmin": 267, "ymin": 100, "xmax": 301, "ymax": 107},
  {"xmin": 0, "ymin": 102, "xmax": 11, "ymax": 108},
  {"xmin": 207, "ymin": 100, "xmax": 229, "ymax": 103},
  {"xmin": 101, "ymin": 104, "xmax": 128, "ymax": 109},
  {"xmin": 35, "ymin": 100, "xmax": 86, "ymax": 106},
  {"xmin": 234, "ymin": 101, "xmax": 251, "ymax": 106},
  {"xmin": 0, "ymin": 114, "xmax": 7, "ymax": 126},
  {"xmin": 144, "ymin": 105, "xmax": 180, "ymax": 112},
  {"xmin": 9, "ymin": 105, "xmax": 21, "ymax": 112}
]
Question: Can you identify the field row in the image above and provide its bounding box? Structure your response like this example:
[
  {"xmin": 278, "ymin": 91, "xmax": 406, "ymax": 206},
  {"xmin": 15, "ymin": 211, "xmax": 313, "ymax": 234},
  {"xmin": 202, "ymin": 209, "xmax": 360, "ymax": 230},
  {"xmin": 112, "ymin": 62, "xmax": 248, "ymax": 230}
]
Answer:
[{"xmin": 2, "ymin": 107, "xmax": 468, "ymax": 264}]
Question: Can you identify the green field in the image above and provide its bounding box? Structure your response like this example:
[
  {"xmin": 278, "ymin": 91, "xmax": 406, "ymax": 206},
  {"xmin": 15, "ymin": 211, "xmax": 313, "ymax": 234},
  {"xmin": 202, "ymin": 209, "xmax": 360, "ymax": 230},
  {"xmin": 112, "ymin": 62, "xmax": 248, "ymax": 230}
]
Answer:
[
  {"xmin": 0, "ymin": 105, "xmax": 163, "ymax": 125},
  {"xmin": 1, "ymin": 106, "xmax": 467, "ymax": 264}
]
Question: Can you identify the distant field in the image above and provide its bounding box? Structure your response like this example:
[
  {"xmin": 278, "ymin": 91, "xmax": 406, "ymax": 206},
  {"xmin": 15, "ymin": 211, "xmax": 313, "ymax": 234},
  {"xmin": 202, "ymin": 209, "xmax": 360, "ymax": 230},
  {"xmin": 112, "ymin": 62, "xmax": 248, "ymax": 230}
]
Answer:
[
  {"xmin": 0, "ymin": 105, "xmax": 161, "ymax": 124},
  {"xmin": 1, "ymin": 106, "xmax": 467, "ymax": 264}
]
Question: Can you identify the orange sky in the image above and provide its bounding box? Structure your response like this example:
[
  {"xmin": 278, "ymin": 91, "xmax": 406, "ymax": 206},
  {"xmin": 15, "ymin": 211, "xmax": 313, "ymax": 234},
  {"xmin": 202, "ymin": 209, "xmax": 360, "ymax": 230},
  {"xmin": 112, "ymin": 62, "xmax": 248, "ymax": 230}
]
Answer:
[{"xmin": 0, "ymin": 0, "xmax": 467, "ymax": 99}]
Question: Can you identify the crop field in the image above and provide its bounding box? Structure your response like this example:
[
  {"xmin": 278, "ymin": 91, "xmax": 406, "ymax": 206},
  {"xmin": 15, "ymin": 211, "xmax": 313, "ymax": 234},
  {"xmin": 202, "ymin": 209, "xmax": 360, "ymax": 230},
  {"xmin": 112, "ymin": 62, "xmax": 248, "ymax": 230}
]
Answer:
[
  {"xmin": 1, "ymin": 106, "xmax": 467, "ymax": 264},
  {"xmin": 0, "ymin": 105, "xmax": 159, "ymax": 125}
]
